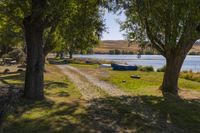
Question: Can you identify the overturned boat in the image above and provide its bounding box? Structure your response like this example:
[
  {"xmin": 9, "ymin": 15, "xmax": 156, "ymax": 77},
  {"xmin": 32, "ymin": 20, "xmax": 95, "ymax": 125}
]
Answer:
[{"xmin": 111, "ymin": 64, "xmax": 138, "ymax": 71}]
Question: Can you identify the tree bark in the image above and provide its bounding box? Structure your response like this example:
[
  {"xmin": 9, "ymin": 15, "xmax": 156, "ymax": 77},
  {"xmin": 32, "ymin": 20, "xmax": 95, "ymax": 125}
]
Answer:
[
  {"xmin": 69, "ymin": 51, "xmax": 73, "ymax": 59},
  {"xmin": 23, "ymin": 17, "xmax": 45, "ymax": 100},
  {"xmin": 161, "ymin": 54, "xmax": 186, "ymax": 96}
]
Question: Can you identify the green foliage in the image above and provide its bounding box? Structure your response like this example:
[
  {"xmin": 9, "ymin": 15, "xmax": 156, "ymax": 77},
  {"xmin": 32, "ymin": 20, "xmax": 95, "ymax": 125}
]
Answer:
[
  {"xmin": 157, "ymin": 65, "xmax": 166, "ymax": 72},
  {"xmin": 2, "ymin": 48, "xmax": 26, "ymax": 63},
  {"xmin": 44, "ymin": 27, "xmax": 65, "ymax": 56},
  {"xmin": 59, "ymin": 0, "xmax": 105, "ymax": 56},
  {"xmin": 117, "ymin": 0, "xmax": 200, "ymax": 57},
  {"xmin": 1, "ymin": 53, "xmax": 9, "ymax": 59},
  {"xmin": 112, "ymin": 0, "xmax": 200, "ymax": 94},
  {"xmin": 0, "ymin": 0, "xmax": 104, "ymax": 58},
  {"xmin": 138, "ymin": 66, "xmax": 154, "ymax": 72},
  {"xmin": 9, "ymin": 49, "xmax": 25, "ymax": 63},
  {"xmin": 180, "ymin": 71, "xmax": 200, "ymax": 82},
  {"xmin": 0, "ymin": 14, "xmax": 23, "ymax": 56},
  {"xmin": 86, "ymin": 48, "xmax": 94, "ymax": 54},
  {"xmin": 109, "ymin": 50, "xmax": 115, "ymax": 55},
  {"xmin": 188, "ymin": 51, "xmax": 200, "ymax": 55},
  {"xmin": 109, "ymin": 49, "xmax": 137, "ymax": 55}
]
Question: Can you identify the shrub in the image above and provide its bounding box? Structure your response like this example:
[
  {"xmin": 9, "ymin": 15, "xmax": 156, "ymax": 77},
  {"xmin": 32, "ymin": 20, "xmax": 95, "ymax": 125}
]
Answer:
[
  {"xmin": 128, "ymin": 51, "xmax": 135, "ymax": 55},
  {"xmin": 114, "ymin": 49, "xmax": 121, "ymax": 55},
  {"xmin": 188, "ymin": 51, "xmax": 197, "ymax": 55},
  {"xmin": 122, "ymin": 50, "xmax": 128, "ymax": 55},
  {"xmin": 138, "ymin": 66, "xmax": 154, "ymax": 72},
  {"xmin": 1, "ymin": 54, "xmax": 9, "ymax": 59},
  {"xmin": 180, "ymin": 71, "xmax": 200, "ymax": 82},
  {"xmin": 109, "ymin": 50, "xmax": 115, "ymax": 55},
  {"xmin": 144, "ymin": 50, "xmax": 154, "ymax": 55},
  {"xmin": 157, "ymin": 65, "xmax": 166, "ymax": 72},
  {"xmin": 87, "ymin": 49, "xmax": 94, "ymax": 54},
  {"xmin": 188, "ymin": 51, "xmax": 200, "ymax": 55},
  {"xmin": 48, "ymin": 58, "xmax": 68, "ymax": 64},
  {"xmin": 2, "ymin": 49, "xmax": 26, "ymax": 64}
]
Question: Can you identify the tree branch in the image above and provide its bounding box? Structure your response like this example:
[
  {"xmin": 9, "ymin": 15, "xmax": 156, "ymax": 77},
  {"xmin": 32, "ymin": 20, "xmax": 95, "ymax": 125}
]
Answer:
[{"xmin": 144, "ymin": 18, "xmax": 165, "ymax": 56}]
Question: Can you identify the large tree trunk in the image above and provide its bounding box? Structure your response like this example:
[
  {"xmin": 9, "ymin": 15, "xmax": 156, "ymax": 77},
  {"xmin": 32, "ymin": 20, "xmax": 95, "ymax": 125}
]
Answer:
[
  {"xmin": 23, "ymin": 17, "xmax": 45, "ymax": 100},
  {"xmin": 161, "ymin": 54, "xmax": 186, "ymax": 96}
]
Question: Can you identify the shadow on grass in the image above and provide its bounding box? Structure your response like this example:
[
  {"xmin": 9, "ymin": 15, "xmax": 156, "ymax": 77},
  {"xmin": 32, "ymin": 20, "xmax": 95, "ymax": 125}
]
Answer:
[
  {"xmin": 45, "ymin": 81, "xmax": 68, "ymax": 89},
  {"xmin": 0, "ymin": 72, "xmax": 24, "ymax": 75},
  {"xmin": 0, "ymin": 72, "xmax": 25, "ymax": 87},
  {"xmin": 1, "ymin": 95, "xmax": 200, "ymax": 133},
  {"xmin": 44, "ymin": 81, "xmax": 70, "ymax": 97}
]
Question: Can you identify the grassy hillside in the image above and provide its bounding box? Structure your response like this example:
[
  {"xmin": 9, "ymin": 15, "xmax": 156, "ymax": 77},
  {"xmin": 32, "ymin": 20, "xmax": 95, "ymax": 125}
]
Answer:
[
  {"xmin": 94, "ymin": 40, "xmax": 139, "ymax": 54},
  {"xmin": 94, "ymin": 40, "xmax": 200, "ymax": 54}
]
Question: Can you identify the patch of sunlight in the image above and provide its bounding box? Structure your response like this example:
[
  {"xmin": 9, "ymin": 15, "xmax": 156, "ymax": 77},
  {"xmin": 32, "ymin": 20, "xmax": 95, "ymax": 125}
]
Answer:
[{"xmin": 22, "ymin": 108, "xmax": 51, "ymax": 120}]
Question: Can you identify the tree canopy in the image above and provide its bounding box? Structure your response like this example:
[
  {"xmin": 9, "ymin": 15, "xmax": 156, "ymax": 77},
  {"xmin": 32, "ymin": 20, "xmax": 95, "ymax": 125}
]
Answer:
[
  {"xmin": 0, "ymin": 0, "xmax": 106, "ymax": 100},
  {"xmin": 120, "ymin": 0, "xmax": 200, "ymax": 56},
  {"xmin": 114, "ymin": 0, "xmax": 200, "ymax": 95},
  {"xmin": 59, "ymin": 0, "xmax": 105, "ymax": 58}
]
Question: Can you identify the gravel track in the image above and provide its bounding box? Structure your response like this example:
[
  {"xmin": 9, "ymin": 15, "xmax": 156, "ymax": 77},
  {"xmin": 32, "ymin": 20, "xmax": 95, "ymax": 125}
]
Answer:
[
  {"xmin": 56, "ymin": 65, "xmax": 130, "ymax": 100},
  {"xmin": 57, "ymin": 65, "xmax": 106, "ymax": 100}
]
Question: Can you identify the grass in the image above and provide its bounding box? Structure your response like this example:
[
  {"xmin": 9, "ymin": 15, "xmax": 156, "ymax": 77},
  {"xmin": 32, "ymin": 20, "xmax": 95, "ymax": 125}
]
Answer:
[
  {"xmin": 180, "ymin": 71, "xmax": 200, "ymax": 82},
  {"xmin": 104, "ymin": 70, "xmax": 200, "ymax": 94},
  {"xmin": 1, "ymin": 65, "xmax": 86, "ymax": 133},
  {"xmin": 69, "ymin": 64, "xmax": 200, "ymax": 132},
  {"xmin": 86, "ymin": 95, "xmax": 200, "ymax": 133},
  {"xmin": 1, "ymin": 64, "xmax": 200, "ymax": 133},
  {"xmin": 72, "ymin": 64, "xmax": 200, "ymax": 95},
  {"xmin": 0, "ymin": 72, "xmax": 24, "ymax": 86},
  {"xmin": 0, "ymin": 65, "xmax": 25, "ymax": 86},
  {"xmin": 100, "ymin": 71, "xmax": 163, "ymax": 96},
  {"xmin": 70, "ymin": 63, "xmax": 99, "ymax": 69}
]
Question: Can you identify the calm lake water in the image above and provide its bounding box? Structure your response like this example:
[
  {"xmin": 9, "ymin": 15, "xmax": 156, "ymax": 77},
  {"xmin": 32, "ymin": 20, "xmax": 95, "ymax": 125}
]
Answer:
[{"xmin": 74, "ymin": 54, "xmax": 200, "ymax": 72}]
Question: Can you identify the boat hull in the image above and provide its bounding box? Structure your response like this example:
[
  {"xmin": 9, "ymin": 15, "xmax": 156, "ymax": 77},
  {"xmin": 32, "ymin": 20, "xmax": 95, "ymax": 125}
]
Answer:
[{"xmin": 111, "ymin": 64, "xmax": 138, "ymax": 71}]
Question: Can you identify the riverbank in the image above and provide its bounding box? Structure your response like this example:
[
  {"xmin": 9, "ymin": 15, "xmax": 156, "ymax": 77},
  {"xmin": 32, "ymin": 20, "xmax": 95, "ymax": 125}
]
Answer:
[
  {"xmin": 71, "ymin": 64, "xmax": 200, "ymax": 98},
  {"xmin": 74, "ymin": 54, "xmax": 200, "ymax": 72}
]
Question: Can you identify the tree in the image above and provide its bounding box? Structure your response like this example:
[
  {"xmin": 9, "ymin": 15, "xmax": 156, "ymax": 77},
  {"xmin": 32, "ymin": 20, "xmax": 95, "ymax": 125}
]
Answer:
[
  {"xmin": 0, "ymin": 11, "xmax": 23, "ymax": 56},
  {"xmin": 59, "ymin": 0, "xmax": 105, "ymax": 59},
  {"xmin": 0, "ymin": 0, "xmax": 77, "ymax": 100},
  {"xmin": 116, "ymin": 0, "xmax": 200, "ymax": 96},
  {"xmin": 43, "ymin": 26, "xmax": 64, "ymax": 59},
  {"xmin": 0, "ymin": 0, "xmax": 105, "ymax": 100}
]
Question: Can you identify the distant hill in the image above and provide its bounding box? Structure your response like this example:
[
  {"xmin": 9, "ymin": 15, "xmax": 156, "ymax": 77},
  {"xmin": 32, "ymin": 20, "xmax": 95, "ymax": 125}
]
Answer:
[
  {"xmin": 93, "ymin": 40, "xmax": 200, "ymax": 55},
  {"xmin": 94, "ymin": 40, "xmax": 140, "ymax": 54}
]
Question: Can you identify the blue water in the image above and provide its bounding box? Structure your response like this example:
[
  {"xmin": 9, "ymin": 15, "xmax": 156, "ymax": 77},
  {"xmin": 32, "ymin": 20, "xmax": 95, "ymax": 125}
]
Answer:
[{"xmin": 74, "ymin": 54, "xmax": 200, "ymax": 72}]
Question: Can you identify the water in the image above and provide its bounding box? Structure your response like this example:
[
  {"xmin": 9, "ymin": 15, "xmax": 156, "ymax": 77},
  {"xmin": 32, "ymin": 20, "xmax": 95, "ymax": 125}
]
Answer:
[{"xmin": 74, "ymin": 54, "xmax": 200, "ymax": 72}]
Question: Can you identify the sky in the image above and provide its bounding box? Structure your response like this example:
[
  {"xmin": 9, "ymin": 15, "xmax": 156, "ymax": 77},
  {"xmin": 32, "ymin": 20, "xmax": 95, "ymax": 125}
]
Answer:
[{"xmin": 102, "ymin": 11, "xmax": 126, "ymax": 40}]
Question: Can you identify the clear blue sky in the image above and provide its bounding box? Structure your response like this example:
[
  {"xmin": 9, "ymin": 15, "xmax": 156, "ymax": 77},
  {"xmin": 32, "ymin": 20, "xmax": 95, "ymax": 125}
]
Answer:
[{"xmin": 102, "ymin": 11, "xmax": 126, "ymax": 40}]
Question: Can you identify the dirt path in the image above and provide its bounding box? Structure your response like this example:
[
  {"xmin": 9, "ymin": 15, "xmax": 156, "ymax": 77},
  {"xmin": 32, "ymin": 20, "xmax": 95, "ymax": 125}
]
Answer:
[
  {"xmin": 57, "ymin": 65, "xmax": 105, "ymax": 100},
  {"xmin": 56, "ymin": 65, "xmax": 129, "ymax": 100}
]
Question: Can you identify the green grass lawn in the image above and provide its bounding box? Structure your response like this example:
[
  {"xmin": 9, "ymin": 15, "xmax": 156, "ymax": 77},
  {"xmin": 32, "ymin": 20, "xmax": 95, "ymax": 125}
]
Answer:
[
  {"xmin": 100, "ymin": 70, "xmax": 200, "ymax": 95},
  {"xmin": 1, "ymin": 65, "xmax": 87, "ymax": 133},
  {"xmin": 1, "ymin": 64, "xmax": 200, "ymax": 133},
  {"xmin": 69, "ymin": 64, "xmax": 200, "ymax": 132},
  {"xmin": 71, "ymin": 64, "xmax": 200, "ymax": 96}
]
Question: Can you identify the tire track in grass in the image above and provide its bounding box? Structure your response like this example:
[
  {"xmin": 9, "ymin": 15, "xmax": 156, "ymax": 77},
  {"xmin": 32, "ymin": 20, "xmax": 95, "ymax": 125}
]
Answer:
[
  {"xmin": 57, "ymin": 65, "xmax": 107, "ymax": 100},
  {"xmin": 57, "ymin": 65, "xmax": 130, "ymax": 101}
]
